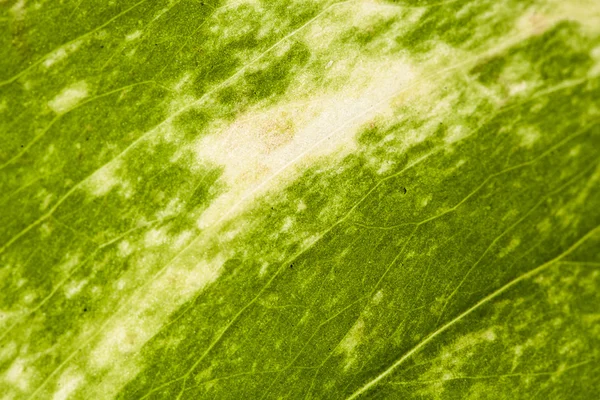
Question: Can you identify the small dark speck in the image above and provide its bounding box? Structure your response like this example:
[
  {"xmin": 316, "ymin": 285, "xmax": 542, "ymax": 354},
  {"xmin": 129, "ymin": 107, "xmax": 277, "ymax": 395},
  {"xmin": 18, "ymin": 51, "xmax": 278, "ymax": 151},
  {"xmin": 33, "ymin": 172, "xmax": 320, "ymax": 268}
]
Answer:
[
  {"xmin": 290, "ymin": 264, "xmax": 294, "ymax": 269},
  {"xmin": 100, "ymin": 45, "xmax": 104, "ymax": 48},
  {"xmin": 402, "ymin": 187, "xmax": 407, "ymax": 194},
  {"xmin": 83, "ymin": 308, "xmax": 87, "ymax": 312},
  {"xmin": 20, "ymin": 145, "xmax": 24, "ymax": 148}
]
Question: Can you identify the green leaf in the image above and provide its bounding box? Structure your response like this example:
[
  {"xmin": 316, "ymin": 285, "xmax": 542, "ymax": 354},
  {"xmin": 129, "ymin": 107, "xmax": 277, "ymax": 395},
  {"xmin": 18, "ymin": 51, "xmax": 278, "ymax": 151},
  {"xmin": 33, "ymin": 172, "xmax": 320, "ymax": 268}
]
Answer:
[{"xmin": 1, "ymin": 0, "xmax": 600, "ymax": 399}]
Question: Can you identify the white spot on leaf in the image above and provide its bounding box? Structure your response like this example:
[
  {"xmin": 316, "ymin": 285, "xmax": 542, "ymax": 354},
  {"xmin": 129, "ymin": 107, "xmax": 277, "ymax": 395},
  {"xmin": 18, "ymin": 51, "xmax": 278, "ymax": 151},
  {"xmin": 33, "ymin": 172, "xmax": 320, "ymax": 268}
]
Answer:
[
  {"xmin": 144, "ymin": 228, "xmax": 168, "ymax": 247},
  {"xmin": 339, "ymin": 318, "xmax": 365, "ymax": 370},
  {"xmin": 84, "ymin": 161, "xmax": 123, "ymax": 197},
  {"xmin": 516, "ymin": 126, "xmax": 539, "ymax": 148},
  {"xmin": 64, "ymin": 279, "xmax": 88, "ymax": 299},
  {"xmin": 53, "ymin": 369, "xmax": 84, "ymax": 400},
  {"xmin": 44, "ymin": 41, "xmax": 82, "ymax": 68},
  {"xmin": 499, "ymin": 237, "xmax": 521, "ymax": 258},
  {"xmin": 4, "ymin": 358, "xmax": 30, "ymax": 391},
  {"xmin": 9, "ymin": 0, "xmax": 26, "ymax": 21},
  {"xmin": 48, "ymin": 81, "xmax": 89, "ymax": 115},
  {"xmin": 125, "ymin": 30, "xmax": 142, "ymax": 41},
  {"xmin": 118, "ymin": 240, "xmax": 134, "ymax": 258}
]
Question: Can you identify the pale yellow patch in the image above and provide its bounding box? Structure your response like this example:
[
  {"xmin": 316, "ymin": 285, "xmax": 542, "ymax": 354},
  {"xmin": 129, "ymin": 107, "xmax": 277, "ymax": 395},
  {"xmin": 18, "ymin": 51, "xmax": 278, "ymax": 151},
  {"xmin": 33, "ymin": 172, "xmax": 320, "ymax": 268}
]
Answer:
[
  {"xmin": 44, "ymin": 49, "xmax": 67, "ymax": 68},
  {"xmin": 514, "ymin": 344, "xmax": 525, "ymax": 357},
  {"xmin": 83, "ymin": 160, "xmax": 122, "ymax": 197},
  {"xmin": 420, "ymin": 194, "xmax": 433, "ymax": 207},
  {"xmin": 22, "ymin": 291, "xmax": 37, "ymax": 305},
  {"xmin": 172, "ymin": 72, "xmax": 192, "ymax": 92},
  {"xmin": 481, "ymin": 329, "xmax": 497, "ymax": 342},
  {"xmin": 58, "ymin": 253, "xmax": 81, "ymax": 274},
  {"xmin": 537, "ymin": 218, "xmax": 552, "ymax": 234},
  {"xmin": 94, "ymin": 325, "xmax": 144, "ymax": 361},
  {"xmin": 499, "ymin": 237, "xmax": 521, "ymax": 258},
  {"xmin": 40, "ymin": 222, "xmax": 53, "ymax": 238},
  {"xmin": 125, "ymin": 30, "xmax": 142, "ymax": 41},
  {"xmin": 86, "ymin": 249, "xmax": 227, "ymax": 396},
  {"xmin": 508, "ymin": 81, "xmax": 530, "ymax": 96},
  {"xmin": 372, "ymin": 290, "xmax": 384, "ymax": 305},
  {"xmin": 193, "ymin": 58, "xmax": 415, "ymax": 230},
  {"xmin": 117, "ymin": 240, "xmax": 134, "ymax": 258},
  {"xmin": 143, "ymin": 227, "xmax": 168, "ymax": 247},
  {"xmin": 554, "ymin": 0, "xmax": 600, "ymax": 34},
  {"xmin": 516, "ymin": 126, "xmax": 539, "ymax": 148},
  {"xmin": 515, "ymin": 9, "xmax": 554, "ymax": 37},
  {"xmin": 4, "ymin": 358, "xmax": 30, "ymax": 391},
  {"xmin": 0, "ymin": 340, "xmax": 17, "ymax": 363},
  {"xmin": 515, "ymin": 0, "xmax": 600, "ymax": 41},
  {"xmin": 9, "ymin": 0, "xmax": 26, "ymax": 20},
  {"xmin": 43, "ymin": 41, "xmax": 82, "ymax": 68},
  {"xmin": 38, "ymin": 189, "xmax": 54, "ymax": 211},
  {"xmin": 444, "ymin": 125, "xmax": 467, "ymax": 144},
  {"xmin": 280, "ymin": 216, "xmax": 294, "ymax": 233},
  {"xmin": 339, "ymin": 318, "xmax": 365, "ymax": 369},
  {"xmin": 115, "ymin": 279, "xmax": 126, "ymax": 291},
  {"xmin": 48, "ymin": 81, "xmax": 89, "ymax": 115},
  {"xmin": 64, "ymin": 279, "xmax": 88, "ymax": 299},
  {"xmin": 156, "ymin": 198, "xmax": 184, "ymax": 220},
  {"xmin": 173, "ymin": 230, "xmax": 194, "ymax": 249},
  {"xmin": 53, "ymin": 369, "xmax": 84, "ymax": 400},
  {"xmin": 376, "ymin": 160, "xmax": 395, "ymax": 175},
  {"xmin": 296, "ymin": 200, "xmax": 307, "ymax": 212},
  {"xmin": 259, "ymin": 262, "xmax": 270, "ymax": 277},
  {"xmin": 303, "ymin": 0, "xmax": 409, "ymax": 53},
  {"xmin": 569, "ymin": 144, "xmax": 582, "ymax": 157}
]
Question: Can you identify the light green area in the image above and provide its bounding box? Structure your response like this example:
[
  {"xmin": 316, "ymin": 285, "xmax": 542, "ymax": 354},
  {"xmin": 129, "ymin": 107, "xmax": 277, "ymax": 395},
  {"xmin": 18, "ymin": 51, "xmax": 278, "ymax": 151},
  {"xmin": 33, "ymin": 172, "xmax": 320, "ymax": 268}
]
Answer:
[{"xmin": 1, "ymin": 0, "xmax": 600, "ymax": 399}]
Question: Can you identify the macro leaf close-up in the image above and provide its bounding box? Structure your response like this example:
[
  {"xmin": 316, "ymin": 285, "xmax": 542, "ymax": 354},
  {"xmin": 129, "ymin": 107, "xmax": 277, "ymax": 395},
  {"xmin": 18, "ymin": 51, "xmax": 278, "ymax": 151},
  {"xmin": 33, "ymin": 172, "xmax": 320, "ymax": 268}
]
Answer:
[{"xmin": 1, "ymin": 0, "xmax": 600, "ymax": 399}]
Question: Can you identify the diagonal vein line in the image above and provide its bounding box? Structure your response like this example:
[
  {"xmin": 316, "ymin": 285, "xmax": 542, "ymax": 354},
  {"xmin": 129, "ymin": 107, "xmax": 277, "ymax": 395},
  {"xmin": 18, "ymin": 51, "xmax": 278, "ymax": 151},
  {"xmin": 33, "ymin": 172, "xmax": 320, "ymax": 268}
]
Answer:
[{"xmin": 345, "ymin": 224, "xmax": 600, "ymax": 400}]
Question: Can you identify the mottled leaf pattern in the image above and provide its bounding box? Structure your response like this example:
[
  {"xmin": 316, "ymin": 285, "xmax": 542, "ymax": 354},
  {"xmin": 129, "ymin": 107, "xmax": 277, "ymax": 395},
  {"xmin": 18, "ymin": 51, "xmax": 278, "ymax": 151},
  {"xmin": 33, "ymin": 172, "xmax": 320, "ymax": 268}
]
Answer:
[{"xmin": 1, "ymin": 0, "xmax": 599, "ymax": 399}]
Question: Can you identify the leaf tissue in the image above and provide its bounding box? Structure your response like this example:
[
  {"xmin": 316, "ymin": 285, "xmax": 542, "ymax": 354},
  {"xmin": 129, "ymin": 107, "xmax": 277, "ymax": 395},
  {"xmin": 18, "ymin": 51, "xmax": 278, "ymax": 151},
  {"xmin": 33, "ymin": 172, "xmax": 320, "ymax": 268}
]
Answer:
[{"xmin": 1, "ymin": 0, "xmax": 599, "ymax": 399}]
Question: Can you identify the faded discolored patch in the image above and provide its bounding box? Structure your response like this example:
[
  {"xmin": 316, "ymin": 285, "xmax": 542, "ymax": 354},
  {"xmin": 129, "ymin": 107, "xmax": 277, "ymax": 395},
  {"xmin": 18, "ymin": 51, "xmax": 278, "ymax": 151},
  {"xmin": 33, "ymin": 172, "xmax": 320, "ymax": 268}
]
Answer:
[{"xmin": 47, "ymin": 81, "xmax": 89, "ymax": 115}]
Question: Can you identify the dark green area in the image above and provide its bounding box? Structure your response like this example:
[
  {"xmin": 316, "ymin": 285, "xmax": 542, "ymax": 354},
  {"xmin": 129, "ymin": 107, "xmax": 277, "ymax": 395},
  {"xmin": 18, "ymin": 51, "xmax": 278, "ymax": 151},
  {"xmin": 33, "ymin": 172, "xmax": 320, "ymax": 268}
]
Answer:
[
  {"xmin": 393, "ymin": 0, "xmax": 535, "ymax": 53},
  {"xmin": 471, "ymin": 22, "xmax": 594, "ymax": 84},
  {"xmin": 245, "ymin": 41, "xmax": 311, "ymax": 101}
]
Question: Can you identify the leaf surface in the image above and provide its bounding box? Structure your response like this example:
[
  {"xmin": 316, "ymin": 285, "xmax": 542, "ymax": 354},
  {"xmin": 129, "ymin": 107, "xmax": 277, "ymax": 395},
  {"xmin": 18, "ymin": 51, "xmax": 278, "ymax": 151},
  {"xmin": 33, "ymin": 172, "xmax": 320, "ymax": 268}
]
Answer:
[{"xmin": 1, "ymin": 0, "xmax": 600, "ymax": 399}]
